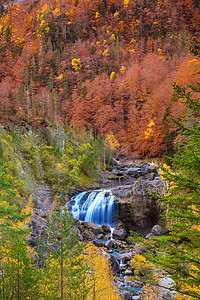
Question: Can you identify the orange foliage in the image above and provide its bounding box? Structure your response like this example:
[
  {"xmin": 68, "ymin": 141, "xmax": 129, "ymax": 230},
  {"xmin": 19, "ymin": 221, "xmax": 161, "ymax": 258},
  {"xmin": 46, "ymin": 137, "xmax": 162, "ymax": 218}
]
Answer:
[{"xmin": 0, "ymin": 0, "xmax": 199, "ymax": 157}]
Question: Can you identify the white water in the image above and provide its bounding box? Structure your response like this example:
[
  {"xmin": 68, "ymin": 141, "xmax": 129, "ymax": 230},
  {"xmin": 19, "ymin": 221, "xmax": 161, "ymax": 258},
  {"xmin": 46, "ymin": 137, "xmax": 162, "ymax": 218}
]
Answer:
[{"xmin": 71, "ymin": 189, "xmax": 117, "ymax": 227}]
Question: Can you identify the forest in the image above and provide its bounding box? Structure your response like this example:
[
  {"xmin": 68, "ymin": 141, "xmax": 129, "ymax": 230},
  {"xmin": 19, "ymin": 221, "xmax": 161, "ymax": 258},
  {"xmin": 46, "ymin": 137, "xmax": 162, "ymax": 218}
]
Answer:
[
  {"xmin": 0, "ymin": 0, "xmax": 200, "ymax": 299},
  {"xmin": 0, "ymin": 0, "xmax": 199, "ymax": 156}
]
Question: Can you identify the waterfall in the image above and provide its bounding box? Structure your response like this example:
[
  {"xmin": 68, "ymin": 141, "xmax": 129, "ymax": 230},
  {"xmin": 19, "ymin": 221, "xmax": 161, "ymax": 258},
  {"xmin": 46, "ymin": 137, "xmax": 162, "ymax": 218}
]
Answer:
[{"xmin": 70, "ymin": 189, "xmax": 117, "ymax": 227}]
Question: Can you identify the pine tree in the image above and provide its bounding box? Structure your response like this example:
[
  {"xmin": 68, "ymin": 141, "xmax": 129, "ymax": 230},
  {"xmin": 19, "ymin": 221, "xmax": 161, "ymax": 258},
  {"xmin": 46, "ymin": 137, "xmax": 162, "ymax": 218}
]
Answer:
[{"xmin": 153, "ymin": 43, "xmax": 200, "ymax": 299}]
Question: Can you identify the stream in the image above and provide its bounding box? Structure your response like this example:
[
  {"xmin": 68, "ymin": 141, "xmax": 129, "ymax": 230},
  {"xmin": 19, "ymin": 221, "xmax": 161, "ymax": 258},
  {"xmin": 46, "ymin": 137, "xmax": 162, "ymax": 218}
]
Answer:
[{"xmin": 70, "ymin": 189, "xmax": 142, "ymax": 299}]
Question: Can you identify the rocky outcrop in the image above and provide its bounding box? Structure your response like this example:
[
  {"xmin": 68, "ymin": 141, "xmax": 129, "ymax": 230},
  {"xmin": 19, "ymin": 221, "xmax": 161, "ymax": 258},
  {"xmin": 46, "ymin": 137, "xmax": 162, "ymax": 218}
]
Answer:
[
  {"xmin": 92, "ymin": 160, "xmax": 161, "ymax": 189},
  {"xmin": 112, "ymin": 179, "xmax": 165, "ymax": 232},
  {"xmin": 87, "ymin": 159, "xmax": 166, "ymax": 233}
]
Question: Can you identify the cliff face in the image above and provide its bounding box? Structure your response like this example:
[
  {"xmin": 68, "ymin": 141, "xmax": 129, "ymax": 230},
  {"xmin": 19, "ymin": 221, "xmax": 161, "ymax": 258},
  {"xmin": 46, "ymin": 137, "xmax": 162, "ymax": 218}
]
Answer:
[
  {"xmin": 112, "ymin": 180, "xmax": 165, "ymax": 232},
  {"xmin": 91, "ymin": 160, "xmax": 166, "ymax": 232}
]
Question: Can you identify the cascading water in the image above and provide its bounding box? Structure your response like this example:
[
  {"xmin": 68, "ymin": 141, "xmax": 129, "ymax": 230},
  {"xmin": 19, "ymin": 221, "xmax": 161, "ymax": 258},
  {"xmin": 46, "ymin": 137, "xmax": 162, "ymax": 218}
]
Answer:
[{"xmin": 71, "ymin": 189, "xmax": 117, "ymax": 227}]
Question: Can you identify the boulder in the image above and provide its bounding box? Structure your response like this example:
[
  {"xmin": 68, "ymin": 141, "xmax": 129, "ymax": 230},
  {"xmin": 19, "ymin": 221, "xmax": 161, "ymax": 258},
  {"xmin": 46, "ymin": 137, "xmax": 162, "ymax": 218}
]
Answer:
[
  {"xmin": 96, "ymin": 233, "xmax": 104, "ymax": 239},
  {"xmin": 84, "ymin": 222, "xmax": 104, "ymax": 235},
  {"xmin": 105, "ymin": 239, "xmax": 115, "ymax": 249},
  {"xmin": 82, "ymin": 230, "xmax": 95, "ymax": 241},
  {"xmin": 93, "ymin": 238, "xmax": 105, "ymax": 247},
  {"xmin": 109, "ymin": 255, "xmax": 120, "ymax": 274},
  {"xmin": 158, "ymin": 277, "xmax": 177, "ymax": 300},
  {"xmin": 113, "ymin": 221, "xmax": 128, "ymax": 240},
  {"xmin": 101, "ymin": 224, "xmax": 111, "ymax": 233},
  {"xmin": 119, "ymin": 252, "xmax": 134, "ymax": 261},
  {"xmin": 151, "ymin": 224, "xmax": 163, "ymax": 236},
  {"xmin": 124, "ymin": 268, "xmax": 134, "ymax": 275},
  {"xmin": 145, "ymin": 233, "xmax": 154, "ymax": 239},
  {"xmin": 145, "ymin": 224, "xmax": 163, "ymax": 239}
]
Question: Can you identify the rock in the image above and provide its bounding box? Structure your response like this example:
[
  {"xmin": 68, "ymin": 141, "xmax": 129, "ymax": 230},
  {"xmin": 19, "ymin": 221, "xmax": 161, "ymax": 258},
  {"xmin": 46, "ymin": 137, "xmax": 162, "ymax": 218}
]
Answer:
[
  {"xmin": 101, "ymin": 224, "xmax": 111, "ymax": 233},
  {"xmin": 125, "ymin": 167, "xmax": 141, "ymax": 177},
  {"xmin": 107, "ymin": 249, "xmax": 113, "ymax": 253},
  {"xmin": 82, "ymin": 230, "xmax": 95, "ymax": 241},
  {"xmin": 124, "ymin": 268, "xmax": 134, "ymax": 275},
  {"xmin": 124, "ymin": 278, "xmax": 143, "ymax": 288},
  {"xmin": 40, "ymin": 210, "xmax": 47, "ymax": 218},
  {"xmin": 96, "ymin": 233, "xmax": 104, "ymax": 239},
  {"xmin": 28, "ymin": 238, "xmax": 37, "ymax": 248},
  {"xmin": 123, "ymin": 292, "xmax": 133, "ymax": 300},
  {"xmin": 113, "ymin": 221, "xmax": 128, "ymax": 240},
  {"xmin": 84, "ymin": 222, "xmax": 104, "ymax": 235},
  {"xmin": 158, "ymin": 277, "xmax": 177, "ymax": 300},
  {"xmin": 145, "ymin": 224, "xmax": 163, "ymax": 239},
  {"xmin": 109, "ymin": 255, "xmax": 120, "ymax": 274},
  {"xmin": 105, "ymin": 239, "xmax": 114, "ymax": 249},
  {"xmin": 119, "ymin": 252, "xmax": 134, "ymax": 261},
  {"xmin": 112, "ymin": 180, "xmax": 165, "ymax": 230},
  {"xmin": 93, "ymin": 238, "xmax": 105, "ymax": 247},
  {"xmin": 145, "ymin": 232, "xmax": 154, "ymax": 239},
  {"xmin": 151, "ymin": 224, "xmax": 163, "ymax": 236}
]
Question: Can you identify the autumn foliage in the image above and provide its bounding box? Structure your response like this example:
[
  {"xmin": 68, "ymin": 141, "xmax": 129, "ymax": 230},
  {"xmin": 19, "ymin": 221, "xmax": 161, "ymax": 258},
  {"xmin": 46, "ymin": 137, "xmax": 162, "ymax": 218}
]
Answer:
[{"xmin": 0, "ymin": 0, "xmax": 200, "ymax": 157}]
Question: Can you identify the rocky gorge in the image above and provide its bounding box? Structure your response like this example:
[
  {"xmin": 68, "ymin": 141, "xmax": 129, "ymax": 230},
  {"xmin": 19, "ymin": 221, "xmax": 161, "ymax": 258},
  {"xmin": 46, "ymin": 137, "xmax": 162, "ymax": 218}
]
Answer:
[
  {"xmin": 29, "ymin": 157, "xmax": 174, "ymax": 300},
  {"xmin": 0, "ymin": 124, "xmax": 174, "ymax": 299}
]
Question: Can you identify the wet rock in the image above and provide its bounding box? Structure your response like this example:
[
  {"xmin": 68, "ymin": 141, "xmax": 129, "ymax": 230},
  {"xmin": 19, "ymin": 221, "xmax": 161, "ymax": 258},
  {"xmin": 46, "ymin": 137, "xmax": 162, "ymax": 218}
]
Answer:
[
  {"xmin": 124, "ymin": 278, "xmax": 143, "ymax": 289},
  {"xmin": 96, "ymin": 233, "xmax": 104, "ymax": 239},
  {"xmin": 105, "ymin": 239, "xmax": 115, "ymax": 249},
  {"xmin": 93, "ymin": 238, "xmax": 105, "ymax": 247},
  {"xmin": 101, "ymin": 224, "xmax": 111, "ymax": 233},
  {"xmin": 112, "ymin": 180, "xmax": 165, "ymax": 230},
  {"xmin": 109, "ymin": 255, "xmax": 120, "ymax": 274},
  {"xmin": 119, "ymin": 252, "xmax": 134, "ymax": 261}
]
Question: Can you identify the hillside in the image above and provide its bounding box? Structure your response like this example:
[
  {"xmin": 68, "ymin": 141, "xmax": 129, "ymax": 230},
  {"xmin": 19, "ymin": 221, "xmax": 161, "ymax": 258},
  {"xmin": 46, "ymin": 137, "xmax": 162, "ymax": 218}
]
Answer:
[{"xmin": 0, "ymin": 0, "xmax": 200, "ymax": 157}]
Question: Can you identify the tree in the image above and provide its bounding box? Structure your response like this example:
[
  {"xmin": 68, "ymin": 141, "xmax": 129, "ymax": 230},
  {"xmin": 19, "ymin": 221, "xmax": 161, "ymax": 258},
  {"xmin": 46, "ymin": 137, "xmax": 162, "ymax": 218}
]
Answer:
[
  {"xmin": 0, "ymin": 172, "xmax": 40, "ymax": 299},
  {"xmin": 84, "ymin": 243, "xmax": 122, "ymax": 300},
  {"xmin": 39, "ymin": 205, "xmax": 88, "ymax": 300},
  {"xmin": 152, "ymin": 44, "xmax": 200, "ymax": 299}
]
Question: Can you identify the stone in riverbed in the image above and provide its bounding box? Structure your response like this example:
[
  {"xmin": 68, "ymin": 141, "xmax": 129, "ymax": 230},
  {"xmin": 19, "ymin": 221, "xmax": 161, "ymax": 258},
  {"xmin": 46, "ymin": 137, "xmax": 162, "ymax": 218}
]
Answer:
[
  {"xmin": 109, "ymin": 255, "xmax": 120, "ymax": 274},
  {"xmin": 82, "ymin": 230, "xmax": 95, "ymax": 241},
  {"xmin": 84, "ymin": 222, "xmax": 104, "ymax": 235},
  {"xmin": 96, "ymin": 233, "xmax": 104, "ymax": 239},
  {"xmin": 113, "ymin": 221, "xmax": 128, "ymax": 240},
  {"xmin": 93, "ymin": 238, "xmax": 105, "ymax": 247},
  {"xmin": 119, "ymin": 252, "xmax": 134, "ymax": 260},
  {"xmin": 124, "ymin": 268, "xmax": 134, "ymax": 275},
  {"xmin": 105, "ymin": 239, "xmax": 114, "ymax": 249},
  {"xmin": 101, "ymin": 224, "xmax": 111, "ymax": 233}
]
